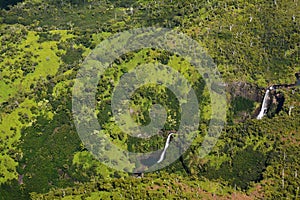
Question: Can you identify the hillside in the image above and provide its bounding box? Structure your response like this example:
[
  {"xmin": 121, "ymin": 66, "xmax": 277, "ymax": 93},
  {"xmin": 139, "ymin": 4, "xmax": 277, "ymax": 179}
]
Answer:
[{"xmin": 0, "ymin": 0, "xmax": 299, "ymax": 199}]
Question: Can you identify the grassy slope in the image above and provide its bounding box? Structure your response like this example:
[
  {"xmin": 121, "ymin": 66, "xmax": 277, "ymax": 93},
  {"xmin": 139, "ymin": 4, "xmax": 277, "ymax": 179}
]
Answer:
[
  {"xmin": 0, "ymin": 27, "xmax": 75, "ymax": 184},
  {"xmin": 0, "ymin": 0, "xmax": 299, "ymax": 199}
]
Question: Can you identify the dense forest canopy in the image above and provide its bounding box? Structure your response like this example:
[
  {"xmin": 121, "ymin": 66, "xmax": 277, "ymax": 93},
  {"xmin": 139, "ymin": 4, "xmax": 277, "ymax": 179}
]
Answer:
[{"xmin": 0, "ymin": 0, "xmax": 299, "ymax": 199}]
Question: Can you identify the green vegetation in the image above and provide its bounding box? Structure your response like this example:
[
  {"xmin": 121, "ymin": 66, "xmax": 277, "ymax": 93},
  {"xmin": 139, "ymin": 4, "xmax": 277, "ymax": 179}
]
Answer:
[
  {"xmin": 0, "ymin": 0, "xmax": 299, "ymax": 199},
  {"xmin": 232, "ymin": 96, "xmax": 255, "ymax": 114}
]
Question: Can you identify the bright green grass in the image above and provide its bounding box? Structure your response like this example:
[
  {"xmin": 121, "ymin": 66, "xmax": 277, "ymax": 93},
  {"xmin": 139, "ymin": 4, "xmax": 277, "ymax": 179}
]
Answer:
[
  {"xmin": 0, "ymin": 28, "xmax": 75, "ymax": 184},
  {"xmin": 0, "ymin": 29, "xmax": 75, "ymax": 103},
  {"xmin": 16, "ymin": 31, "xmax": 66, "ymax": 89},
  {"xmin": 0, "ymin": 81, "xmax": 16, "ymax": 102},
  {"xmin": 0, "ymin": 98, "xmax": 38, "ymax": 184},
  {"xmin": 72, "ymin": 151, "xmax": 113, "ymax": 179}
]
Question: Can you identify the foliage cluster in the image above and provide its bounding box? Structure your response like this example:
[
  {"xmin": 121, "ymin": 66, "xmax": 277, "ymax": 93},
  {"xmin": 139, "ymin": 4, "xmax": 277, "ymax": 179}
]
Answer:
[{"xmin": 0, "ymin": 0, "xmax": 299, "ymax": 199}]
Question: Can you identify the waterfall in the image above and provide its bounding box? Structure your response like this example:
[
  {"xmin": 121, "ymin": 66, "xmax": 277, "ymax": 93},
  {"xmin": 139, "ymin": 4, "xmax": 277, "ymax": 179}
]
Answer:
[
  {"xmin": 257, "ymin": 88, "xmax": 271, "ymax": 119},
  {"xmin": 157, "ymin": 133, "xmax": 174, "ymax": 163}
]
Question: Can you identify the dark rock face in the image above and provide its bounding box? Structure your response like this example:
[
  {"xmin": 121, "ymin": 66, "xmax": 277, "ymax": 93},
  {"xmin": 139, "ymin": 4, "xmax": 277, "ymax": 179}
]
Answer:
[
  {"xmin": 295, "ymin": 72, "xmax": 300, "ymax": 80},
  {"xmin": 226, "ymin": 82, "xmax": 263, "ymax": 122},
  {"xmin": 267, "ymin": 90, "xmax": 285, "ymax": 117},
  {"xmin": 226, "ymin": 82, "xmax": 264, "ymax": 103},
  {"xmin": 225, "ymin": 82, "xmax": 287, "ymax": 121},
  {"xmin": 0, "ymin": 0, "xmax": 24, "ymax": 10},
  {"xmin": 226, "ymin": 72, "xmax": 299, "ymax": 121},
  {"xmin": 274, "ymin": 92, "xmax": 285, "ymax": 114},
  {"xmin": 295, "ymin": 72, "xmax": 300, "ymax": 86}
]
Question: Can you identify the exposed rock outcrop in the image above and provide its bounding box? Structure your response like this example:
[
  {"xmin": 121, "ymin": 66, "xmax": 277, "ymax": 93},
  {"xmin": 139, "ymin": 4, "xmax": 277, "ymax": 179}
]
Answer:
[{"xmin": 226, "ymin": 82, "xmax": 264, "ymax": 103}]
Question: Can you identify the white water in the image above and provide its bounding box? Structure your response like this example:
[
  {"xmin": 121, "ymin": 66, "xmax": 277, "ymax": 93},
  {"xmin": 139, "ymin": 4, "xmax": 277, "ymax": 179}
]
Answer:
[
  {"xmin": 157, "ymin": 133, "xmax": 174, "ymax": 163},
  {"xmin": 257, "ymin": 89, "xmax": 270, "ymax": 120}
]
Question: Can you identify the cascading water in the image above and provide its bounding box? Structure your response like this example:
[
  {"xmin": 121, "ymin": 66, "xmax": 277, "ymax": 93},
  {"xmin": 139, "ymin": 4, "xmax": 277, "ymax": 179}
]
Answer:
[
  {"xmin": 257, "ymin": 87, "xmax": 273, "ymax": 119},
  {"xmin": 157, "ymin": 132, "xmax": 174, "ymax": 163}
]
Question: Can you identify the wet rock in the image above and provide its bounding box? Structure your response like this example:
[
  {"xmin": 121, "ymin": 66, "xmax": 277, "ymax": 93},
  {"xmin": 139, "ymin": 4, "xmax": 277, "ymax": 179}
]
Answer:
[{"xmin": 267, "ymin": 90, "xmax": 285, "ymax": 117}]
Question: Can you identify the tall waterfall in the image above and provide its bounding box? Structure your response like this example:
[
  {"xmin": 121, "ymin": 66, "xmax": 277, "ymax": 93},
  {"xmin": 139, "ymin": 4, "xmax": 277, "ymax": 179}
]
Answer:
[
  {"xmin": 157, "ymin": 133, "xmax": 174, "ymax": 163},
  {"xmin": 257, "ymin": 88, "xmax": 272, "ymax": 120}
]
